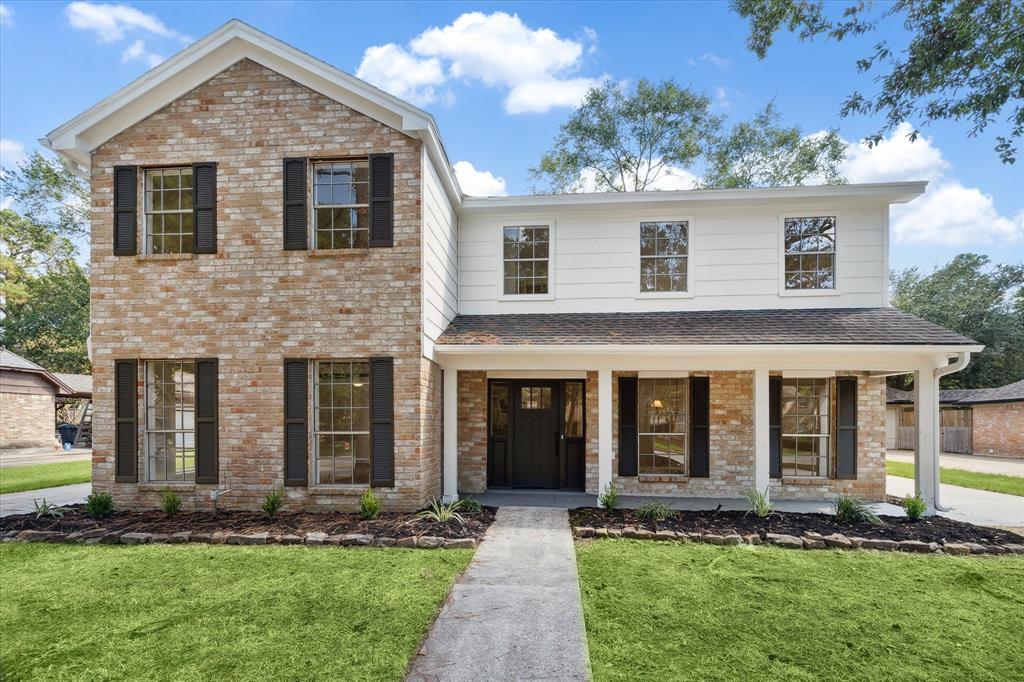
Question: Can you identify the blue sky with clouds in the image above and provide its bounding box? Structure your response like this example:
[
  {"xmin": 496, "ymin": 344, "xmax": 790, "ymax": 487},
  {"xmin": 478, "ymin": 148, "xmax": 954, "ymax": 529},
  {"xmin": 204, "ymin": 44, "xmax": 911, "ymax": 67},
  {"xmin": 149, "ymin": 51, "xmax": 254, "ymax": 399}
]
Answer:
[{"xmin": 1, "ymin": 1, "xmax": 1020, "ymax": 271}]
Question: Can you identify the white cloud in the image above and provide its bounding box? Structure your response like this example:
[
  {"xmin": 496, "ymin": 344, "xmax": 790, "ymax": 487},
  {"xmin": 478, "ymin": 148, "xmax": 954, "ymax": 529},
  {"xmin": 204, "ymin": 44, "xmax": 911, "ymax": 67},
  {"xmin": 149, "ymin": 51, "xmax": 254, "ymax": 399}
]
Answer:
[
  {"xmin": 715, "ymin": 86, "xmax": 731, "ymax": 110},
  {"xmin": 357, "ymin": 11, "xmax": 600, "ymax": 114},
  {"xmin": 0, "ymin": 138, "xmax": 27, "ymax": 169},
  {"xmin": 65, "ymin": 2, "xmax": 189, "ymax": 43},
  {"xmin": 454, "ymin": 161, "xmax": 507, "ymax": 196},
  {"xmin": 0, "ymin": 3, "xmax": 13, "ymax": 27},
  {"xmin": 701, "ymin": 52, "xmax": 730, "ymax": 68},
  {"xmin": 839, "ymin": 123, "xmax": 1020, "ymax": 245},
  {"xmin": 355, "ymin": 44, "xmax": 446, "ymax": 107},
  {"xmin": 121, "ymin": 39, "xmax": 163, "ymax": 68}
]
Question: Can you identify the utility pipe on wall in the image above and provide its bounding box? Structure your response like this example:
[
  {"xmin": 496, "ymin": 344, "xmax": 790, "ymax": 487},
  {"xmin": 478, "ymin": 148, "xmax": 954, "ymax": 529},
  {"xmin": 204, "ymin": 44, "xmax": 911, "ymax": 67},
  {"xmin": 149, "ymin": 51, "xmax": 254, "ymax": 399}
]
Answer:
[{"xmin": 930, "ymin": 352, "xmax": 971, "ymax": 511}]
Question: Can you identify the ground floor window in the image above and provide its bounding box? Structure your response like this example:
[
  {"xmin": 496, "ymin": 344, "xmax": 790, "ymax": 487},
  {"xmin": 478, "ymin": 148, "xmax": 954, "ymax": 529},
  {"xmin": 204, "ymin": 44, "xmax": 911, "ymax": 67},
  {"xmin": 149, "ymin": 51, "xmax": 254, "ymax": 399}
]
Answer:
[
  {"xmin": 314, "ymin": 360, "xmax": 370, "ymax": 485},
  {"xmin": 638, "ymin": 378, "xmax": 688, "ymax": 475},
  {"xmin": 781, "ymin": 378, "xmax": 831, "ymax": 476},
  {"xmin": 145, "ymin": 361, "xmax": 195, "ymax": 482}
]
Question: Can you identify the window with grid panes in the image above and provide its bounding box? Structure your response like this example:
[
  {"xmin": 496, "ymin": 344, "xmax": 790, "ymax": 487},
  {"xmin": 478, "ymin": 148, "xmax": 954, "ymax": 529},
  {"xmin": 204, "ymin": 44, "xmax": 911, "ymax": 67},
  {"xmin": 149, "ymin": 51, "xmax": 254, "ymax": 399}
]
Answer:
[
  {"xmin": 145, "ymin": 361, "xmax": 195, "ymax": 481},
  {"xmin": 314, "ymin": 360, "xmax": 370, "ymax": 485},
  {"xmin": 640, "ymin": 221, "xmax": 688, "ymax": 293},
  {"xmin": 313, "ymin": 160, "xmax": 369, "ymax": 249},
  {"xmin": 145, "ymin": 168, "xmax": 193, "ymax": 254},
  {"xmin": 780, "ymin": 378, "xmax": 831, "ymax": 476},
  {"xmin": 783, "ymin": 216, "xmax": 836, "ymax": 289},
  {"xmin": 638, "ymin": 378, "xmax": 688, "ymax": 475},
  {"xmin": 503, "ymin": 226, "xmax": 550, "ymax": 295}
]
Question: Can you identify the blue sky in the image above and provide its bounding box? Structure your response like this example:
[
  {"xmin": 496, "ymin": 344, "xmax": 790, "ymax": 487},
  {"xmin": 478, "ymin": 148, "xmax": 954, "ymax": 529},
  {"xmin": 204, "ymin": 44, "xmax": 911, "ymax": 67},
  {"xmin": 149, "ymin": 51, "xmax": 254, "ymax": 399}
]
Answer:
[{"xmin": 1, "ymin": 1, "xmax": 1020, "ymax": 272}]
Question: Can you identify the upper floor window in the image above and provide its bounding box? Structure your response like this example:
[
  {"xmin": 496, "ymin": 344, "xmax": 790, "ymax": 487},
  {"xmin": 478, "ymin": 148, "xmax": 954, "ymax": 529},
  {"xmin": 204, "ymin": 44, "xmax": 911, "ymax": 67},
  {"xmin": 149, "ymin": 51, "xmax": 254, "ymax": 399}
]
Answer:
[
  {"xmin": 314, "ymin": 360, "xmax": 370, "ymax": 485},
  {"xmin": 145, "ymin": 168, "xmax": 193, "ymax": 254},
  {"xmin": 780, "ymin": 378, "xmax": 830, "ymax": 476},
  {"xmin": 145, "ymin": 360, "xmax": 195, "ymax": 482},
  {"xmin": 783, "ymin": 216, "xmax": 835, "ymax": 290},
  {"xmin": 638, "ymin": 377, "xmax": 688, "ymax": 475},
  {"xmin": 503, "ymin": 225, "xmax": 549, "ymax": 295},
  {"xmin": 313, "ymin": 160, "xmax": 369, "ymax": 249},
  {"xmin": 640, "ymin": 221, "xmax": 688, "ymax": 293}
]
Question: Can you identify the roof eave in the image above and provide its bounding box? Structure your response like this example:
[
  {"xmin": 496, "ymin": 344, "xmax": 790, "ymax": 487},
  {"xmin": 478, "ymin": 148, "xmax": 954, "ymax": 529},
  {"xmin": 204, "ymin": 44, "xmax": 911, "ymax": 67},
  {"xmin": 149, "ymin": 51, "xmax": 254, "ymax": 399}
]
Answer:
[{"xmin": 434, "ymin": 343, "xmax": 983, "ymax": 355}]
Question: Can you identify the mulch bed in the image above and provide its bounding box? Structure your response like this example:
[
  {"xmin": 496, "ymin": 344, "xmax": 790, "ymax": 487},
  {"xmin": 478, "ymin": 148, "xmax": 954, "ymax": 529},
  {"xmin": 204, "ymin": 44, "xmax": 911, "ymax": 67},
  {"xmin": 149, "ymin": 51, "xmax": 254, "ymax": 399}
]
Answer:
[
  {"xmin": 0, "ymin": 506, "xmax": 496, "ymax": 541},
  {"xmin": 570, "ymin": 507, "xmax": 1023, "ymax": 546}
]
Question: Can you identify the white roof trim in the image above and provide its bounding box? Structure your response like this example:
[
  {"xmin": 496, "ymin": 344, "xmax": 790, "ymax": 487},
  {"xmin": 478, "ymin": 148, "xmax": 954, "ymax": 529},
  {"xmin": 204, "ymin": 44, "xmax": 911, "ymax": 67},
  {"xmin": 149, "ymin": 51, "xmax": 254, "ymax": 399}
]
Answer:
[
  {"xmin": 40, "ymin": 19, "xmax": 462, "ymax": 205},
  {"xmin": 435, "ymin": 343, "xmax": 983, "ymax": 355}
]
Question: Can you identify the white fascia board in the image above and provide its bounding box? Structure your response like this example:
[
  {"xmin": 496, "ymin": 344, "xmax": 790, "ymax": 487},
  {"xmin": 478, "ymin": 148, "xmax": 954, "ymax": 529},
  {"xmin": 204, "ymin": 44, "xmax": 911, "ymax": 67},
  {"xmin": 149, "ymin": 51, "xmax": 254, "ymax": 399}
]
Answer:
[
  {"xmin": 434, "ymin": 343, "xmax": 983, "ymax": 356},
  {"xmin": 782, "ymin": 370, "xmax": 836, "ymax": 378},
  {"xmin": 461, "ymin": 182, "xmax": 928, "ymax": 212},
  {"xmin": 487, "ymin": 370, "xmax": 588, "ymax": 379}
]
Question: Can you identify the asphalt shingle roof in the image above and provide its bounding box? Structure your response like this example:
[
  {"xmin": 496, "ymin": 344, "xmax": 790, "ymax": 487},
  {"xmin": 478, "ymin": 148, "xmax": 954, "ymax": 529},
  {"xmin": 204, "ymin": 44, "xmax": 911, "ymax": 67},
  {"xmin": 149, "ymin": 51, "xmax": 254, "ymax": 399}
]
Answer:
[
  {"xmin": 437, "ymin": 308, "xmax": 975, "ymax": 347},
  {"xmin": 0, "ymin": 348, "xmax": 45, "ymax": 372},
  {"xmin": 886, "ymin": 379, "xmax": 1024, "ymax": 405}
]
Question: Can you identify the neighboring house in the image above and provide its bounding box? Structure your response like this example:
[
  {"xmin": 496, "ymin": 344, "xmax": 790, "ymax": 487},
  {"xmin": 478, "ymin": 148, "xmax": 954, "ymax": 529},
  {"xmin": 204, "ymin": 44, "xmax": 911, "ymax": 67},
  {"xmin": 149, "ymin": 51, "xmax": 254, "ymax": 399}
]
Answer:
[
  {"xmin": 42, "ymin": 21, "xmax": 979, "ymax": 514},
  {"xmin": 888, "ymin": 380, "xmax": 1024, "ymax": 458},
  {"xmin": 0, "ymin": 349, "xmax": 92, "ymax": 449}
]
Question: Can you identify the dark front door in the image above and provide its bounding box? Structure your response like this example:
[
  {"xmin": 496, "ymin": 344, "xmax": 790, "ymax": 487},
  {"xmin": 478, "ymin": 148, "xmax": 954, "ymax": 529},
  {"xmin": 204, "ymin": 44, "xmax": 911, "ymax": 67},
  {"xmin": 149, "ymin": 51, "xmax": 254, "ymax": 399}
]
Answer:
[{"xmin": 512, "ymin": 381, "xmax": 560, "ymax": 488}]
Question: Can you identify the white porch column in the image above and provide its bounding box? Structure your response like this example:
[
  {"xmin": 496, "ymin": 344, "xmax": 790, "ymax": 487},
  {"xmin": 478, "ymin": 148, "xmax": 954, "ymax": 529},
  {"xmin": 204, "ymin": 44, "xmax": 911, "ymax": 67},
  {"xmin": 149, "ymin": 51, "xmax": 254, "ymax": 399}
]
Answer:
[
  {"xmin": 753, "ymin": 367, "xmax": 770, "ymax": 496},
  {"xmin": 442, "ymin": 368, "xmax": 459, "ymax": 503},
  {"xmin": 597, "ymin": 368, "xmax": 613, "ymax": 504},
  {"xmin": 914, "ymin": 369, "xmax": 940, "ymax": 514}
]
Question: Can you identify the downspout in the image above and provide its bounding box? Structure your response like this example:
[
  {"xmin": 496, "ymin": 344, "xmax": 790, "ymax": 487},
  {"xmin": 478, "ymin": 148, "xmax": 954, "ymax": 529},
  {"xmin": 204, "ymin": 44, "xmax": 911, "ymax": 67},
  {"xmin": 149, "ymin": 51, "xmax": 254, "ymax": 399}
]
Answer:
[{"xmin": 930, "ymin": 352, "xmax": 971, "ymax": 511}]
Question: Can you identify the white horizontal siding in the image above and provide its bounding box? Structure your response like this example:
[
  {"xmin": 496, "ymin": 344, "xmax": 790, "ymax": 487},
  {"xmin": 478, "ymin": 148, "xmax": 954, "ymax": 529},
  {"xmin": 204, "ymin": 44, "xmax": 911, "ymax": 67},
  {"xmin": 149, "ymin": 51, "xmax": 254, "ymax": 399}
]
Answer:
[
  {"xmin": 458, "ymin": 200, "xmax": 888, "ymax": 314},
  {"xmin": 421, "ymin": 150, "xmax": 458, "ymax": 353}
]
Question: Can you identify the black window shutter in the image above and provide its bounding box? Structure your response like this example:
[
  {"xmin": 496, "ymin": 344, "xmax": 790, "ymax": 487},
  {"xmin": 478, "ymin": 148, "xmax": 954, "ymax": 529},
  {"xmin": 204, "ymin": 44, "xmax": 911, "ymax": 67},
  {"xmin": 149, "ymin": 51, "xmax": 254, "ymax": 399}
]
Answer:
[
  {"xmin": 283, "ymin": 359, "xmax": 308, "ymax": 486},
  {"xmin": 113, "ymin": 166, "xmax": 137, "ymax": 256},
  {"xmin": 369, "ymin": 356, "xmax": 395, "ymax": 486},
  {"xmin": 114, "ymin": 360, "xmax": 138, "ymax": 482},
  {"xmin": 689, "ymin": 376, "xmax": 710, "ymax": 478},
  {"xmin": 618, "ymin": 377, "xmax": 638, "ymax": 477},
  {"xmin": 283, "ymin": 158, "xmax": 308, "ymax": 250},
  {"xmin": 194, "ymin": 358, "xmax": 219, "ymax": 484},
  {"xmin": 836, "ymin": 377, "xmax": 858, "ymax": 479},
  {"xmin": 192, "ymin": 162, "xmax": 217, "ymax": 254},
  {"xmin": 368, "ymin": 153, "xmax": 394, "ymax": 247},
  {"xmin": 769, "ymin": 377, "xmax": 782, "ymax": 478}
]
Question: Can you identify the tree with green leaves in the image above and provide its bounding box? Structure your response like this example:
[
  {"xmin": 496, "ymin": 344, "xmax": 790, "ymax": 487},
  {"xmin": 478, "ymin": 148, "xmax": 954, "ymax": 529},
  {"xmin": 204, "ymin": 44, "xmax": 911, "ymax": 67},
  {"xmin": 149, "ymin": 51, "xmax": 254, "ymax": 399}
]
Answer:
[
  {"xmin": 702, "ymin": 102, "xmax": 846, "ymax": 188},
  {"xmin": 529, "ymin": 79, "xmax": 846, "ymax": 193},
  {"xmin": 891, "ymin": 254, "xmax": 1024, "ymax": 389},
  {"xmin": 731, "ymin": 0, "xmax": 1024, "ymax": 163}
]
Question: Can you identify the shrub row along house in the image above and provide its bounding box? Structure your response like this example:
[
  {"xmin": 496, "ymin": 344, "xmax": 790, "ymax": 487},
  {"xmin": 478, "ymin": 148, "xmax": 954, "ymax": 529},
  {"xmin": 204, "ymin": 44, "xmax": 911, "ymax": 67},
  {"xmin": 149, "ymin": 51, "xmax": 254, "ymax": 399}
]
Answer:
[{"xmin": 42, "ymin": 21, "xmax": 979, "ymax": 514}]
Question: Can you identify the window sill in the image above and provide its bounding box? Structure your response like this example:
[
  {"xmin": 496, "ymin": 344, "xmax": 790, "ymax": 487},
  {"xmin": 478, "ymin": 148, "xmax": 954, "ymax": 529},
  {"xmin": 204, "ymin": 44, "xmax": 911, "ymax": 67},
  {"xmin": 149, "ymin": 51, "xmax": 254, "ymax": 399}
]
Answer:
[
  {"xmin": 638, "ymin": 474, "xmax": 690, "ymax": 483},
  {"xmin": 497, "ymin": 293, "xmax": 555, "ymax": 302},
  {"xmin": 635, "ymin": 291, "xmax": 693, "ymax": 300},
  {"xmin": 308, "ymin": 248, "xmax": 371, "ymax": 258},
  {"xmin": 778, "ymin": 288, "xmax": 841, "ymax": 297},
  {"xmin": 308, "ymin": 485, "xmax": 368, "ymax": 496},
  {"xmin": 138, "ymin": 482, "xmax": 196, "ymax": 491},
  {"xmin": 777, "ymin": 476, "xmax": 834, "ymax": 485},
  {"xmin": 136, "ymin": 253, "xmax": 195, "ymax": 262}
]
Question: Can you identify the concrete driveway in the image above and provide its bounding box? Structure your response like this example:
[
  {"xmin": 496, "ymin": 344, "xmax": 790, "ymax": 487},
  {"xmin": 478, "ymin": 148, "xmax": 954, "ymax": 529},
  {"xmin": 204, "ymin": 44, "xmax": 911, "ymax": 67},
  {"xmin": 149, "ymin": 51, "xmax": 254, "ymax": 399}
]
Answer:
[
  {"xmin": 1, "ymin": 447, "xmax": 92, "ymax": 467},
  {"xmin": 0, "ymin": 483, "xmax": 92, "ymax": 517},
  {"xmin": 887, "ymin": 476, "xmax": 1024, "ymax": 530},
  {"xmin": 887, "ymin": 450, "xmax": 1024, "ymax": 476}
]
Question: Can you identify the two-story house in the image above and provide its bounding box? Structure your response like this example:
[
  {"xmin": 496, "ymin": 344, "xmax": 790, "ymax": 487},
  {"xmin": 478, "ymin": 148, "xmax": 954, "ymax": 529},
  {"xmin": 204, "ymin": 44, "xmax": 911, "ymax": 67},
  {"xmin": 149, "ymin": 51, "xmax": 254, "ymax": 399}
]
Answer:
[{"xmin": 43, "ymin": 21, "xmax": 979, "ymax": 515}]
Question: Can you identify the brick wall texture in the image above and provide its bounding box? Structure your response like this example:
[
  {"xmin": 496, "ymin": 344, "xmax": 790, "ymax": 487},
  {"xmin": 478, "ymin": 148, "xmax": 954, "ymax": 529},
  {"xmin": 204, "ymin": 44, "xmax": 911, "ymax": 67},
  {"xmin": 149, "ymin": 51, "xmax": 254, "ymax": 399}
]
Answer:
[
  {"xmin": 90, "ymin": 59, "xmax": 437, "ymax": 511},
  {"xmin": 456, "ymin": 371, "xmax": 887, "ymax": 501},
  {"xmin": 972, "ymin": 402, "xmax": 1024, "ymax": 459},
  {"xmin": 0, "ymin": 392, "xmax": 56, "ymax": 449}
]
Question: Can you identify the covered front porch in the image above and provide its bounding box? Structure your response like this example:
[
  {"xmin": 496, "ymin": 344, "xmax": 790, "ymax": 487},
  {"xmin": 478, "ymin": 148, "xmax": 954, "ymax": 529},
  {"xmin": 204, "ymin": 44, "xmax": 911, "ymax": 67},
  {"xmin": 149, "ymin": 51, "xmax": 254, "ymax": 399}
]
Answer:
[{"xmin": 434, "ymin": 309, "xmax": 982, "ymax": 515}]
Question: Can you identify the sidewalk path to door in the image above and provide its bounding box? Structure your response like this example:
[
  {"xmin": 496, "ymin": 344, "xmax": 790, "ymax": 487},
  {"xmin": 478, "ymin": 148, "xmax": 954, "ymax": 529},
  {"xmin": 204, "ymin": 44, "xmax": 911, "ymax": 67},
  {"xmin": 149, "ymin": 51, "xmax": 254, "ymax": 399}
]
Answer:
[
  {"xmin": 887, "ymin": 476, "xmax": 1023, "ymax": 530},
  {"xmin": 407, "ymin": 506, "xmax": 591, "ymax": 682},
  {"xmin": 0, "ymin": 483, "xmax": 92, "ymax": 517}
]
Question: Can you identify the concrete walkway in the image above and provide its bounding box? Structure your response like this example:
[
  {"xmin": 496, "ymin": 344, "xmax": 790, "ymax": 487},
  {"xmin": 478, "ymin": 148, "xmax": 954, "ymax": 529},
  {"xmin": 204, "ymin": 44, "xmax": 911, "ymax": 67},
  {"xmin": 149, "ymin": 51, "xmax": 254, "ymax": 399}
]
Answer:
[
  {"xmin": 888, "ymin": 450, "xmax": 1024, "ymax": 477},
  {"xmin": 407, "ymin": 506, "xmax": 590, "ymax": 682},
  {"xmin": 0, "ymin": 447, "xmax": 92, "ymax": 467},
  {"xmin": 0, "ymin": 483, "xmax": 91, "ymax": 517},
  {"xmin": 887, "ymin": 476, "xmax": 1024, "ymax": 529}
]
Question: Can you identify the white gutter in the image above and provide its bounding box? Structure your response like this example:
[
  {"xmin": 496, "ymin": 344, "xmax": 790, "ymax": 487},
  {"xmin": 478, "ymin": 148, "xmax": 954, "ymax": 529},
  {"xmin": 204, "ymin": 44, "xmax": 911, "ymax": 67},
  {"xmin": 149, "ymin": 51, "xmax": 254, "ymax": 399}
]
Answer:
[
  {"xmin": 435, "ymin": 343, "xmax": 984, "ymax": 356},
  {"xmin": 931, "ymin": 351, "xmax": 972, "ymax": 511}
]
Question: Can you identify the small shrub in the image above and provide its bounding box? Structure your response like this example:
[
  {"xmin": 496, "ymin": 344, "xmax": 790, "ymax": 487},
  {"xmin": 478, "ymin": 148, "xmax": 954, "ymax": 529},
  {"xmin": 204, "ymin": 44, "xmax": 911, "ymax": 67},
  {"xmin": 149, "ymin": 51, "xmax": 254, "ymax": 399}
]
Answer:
[
  {"xmin": 832, "ymin": 495, "xmax": 880, "ymax": 525},
  {"xmin": 359, "ymin": 489, "xmax": 381, "ymax": 520},
  {"xmin": 33, "ymin": 498, "xmax": 65, "ymax": 519},
  {"xmin": 598, "ymin": 483, "xmax": 619, "ymax": 510},
  {"xmin": 745, "ymin": 487, "xmax": 775, "ymax": 518},
  {"xmin": 262, "ymin": 489, "xmax": 284, "ymax": 519},
  {"xmin": 85, "ymin": 491, "xmax": 114, "ymax": 519},
  {"xmin": 417, "ymin": 498, "xmax": 465, "ymax": 524},
  {"xmin": 160, "ymin": 488, "xmax": 182, "ymax": 518},
  {"xmin": 902, "ymin": 493, "xmax": 927, "ymax": 522},
  {"xmin": 635, "ymin": 501, "xmax": 673, "ymax": 521},
  {"xmin": 459, "ymin": 497, "xmax": 483, "ymax": 514}
]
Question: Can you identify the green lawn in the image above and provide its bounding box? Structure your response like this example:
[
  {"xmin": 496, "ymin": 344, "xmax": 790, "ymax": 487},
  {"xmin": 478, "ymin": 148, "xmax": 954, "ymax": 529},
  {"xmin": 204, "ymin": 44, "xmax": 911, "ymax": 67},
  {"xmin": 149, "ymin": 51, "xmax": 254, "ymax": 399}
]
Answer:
[
  {"xmin": 887, "ymin": 460, "xmax": 1024, "ymax": 497},
  {"xmin": 578, "ymin": 540, "xmax": 1024, "ymax": 682},
  {"xmin": 0, "ymin": 460, "xmax": 92, "ymax": 494},
  {"xmin": 0, "ymin": 543, "xmax": 471, "ymax": 681}
]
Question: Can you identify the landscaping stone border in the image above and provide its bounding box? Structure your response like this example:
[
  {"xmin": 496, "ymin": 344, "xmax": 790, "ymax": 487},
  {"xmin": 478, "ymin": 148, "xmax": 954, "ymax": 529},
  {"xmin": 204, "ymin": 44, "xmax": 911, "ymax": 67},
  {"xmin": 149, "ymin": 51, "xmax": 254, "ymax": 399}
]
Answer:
[
  {"xmin": 0, "ymin": 528, "xmax": 477, "ymax": 549},
  {"xmin": 573, "ymin": 526, "xmax": 1024, "ymax": 556}
]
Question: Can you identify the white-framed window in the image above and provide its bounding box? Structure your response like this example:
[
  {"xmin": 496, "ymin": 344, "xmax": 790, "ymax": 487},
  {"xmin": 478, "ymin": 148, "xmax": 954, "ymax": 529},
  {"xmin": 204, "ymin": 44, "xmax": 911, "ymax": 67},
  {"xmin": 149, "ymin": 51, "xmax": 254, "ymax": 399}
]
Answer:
[
  {"xmin": 783, "ymin": 215, "xmax": 836, "ymax": 290},
  {"xmin": 313, "ymin": 159, "xmax": 369, "ymax": 249},
  {"xmin": 144, "ymin": 167, "xmax": 193, "ymax": 254},
  {"xmin": 781, "ymin": 378, "xmax": 831, "ymax": 476},
  {"xmin": 638, "ymin": 377, "xmax": 688, "ymax": 475},
  {"xmin": 314, "ymin": 360, "xmax": 370, "ymax": 485},
  {"xmin": 640, "ymin": 220, "xmax": 689, "ymax": 293},
  {"xmin": 145, "ymin": 360, "xmax": 195, "ymax": 482},
  {"xmin": 502, "ymin": 225, "xmax": 550, "ymax": 295}
]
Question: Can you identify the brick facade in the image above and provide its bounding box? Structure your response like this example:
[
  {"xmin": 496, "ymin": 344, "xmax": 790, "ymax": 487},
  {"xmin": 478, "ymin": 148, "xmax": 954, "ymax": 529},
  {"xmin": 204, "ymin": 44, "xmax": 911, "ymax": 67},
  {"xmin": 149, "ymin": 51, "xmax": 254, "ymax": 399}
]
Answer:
[
  {"xmin": 972, "ymin": 402, "xmax": 1024, "ymax": 459},
  {"xmin": 90, "ymin": 59, "xmax": 437, "ymax": 511},
  {"xmin": 455, "ymin": 370, "xmax": 887, "ymax": 501},
  {"xmin": 0, "ymin": 391, "xmax": 56, "ymax": 449}
]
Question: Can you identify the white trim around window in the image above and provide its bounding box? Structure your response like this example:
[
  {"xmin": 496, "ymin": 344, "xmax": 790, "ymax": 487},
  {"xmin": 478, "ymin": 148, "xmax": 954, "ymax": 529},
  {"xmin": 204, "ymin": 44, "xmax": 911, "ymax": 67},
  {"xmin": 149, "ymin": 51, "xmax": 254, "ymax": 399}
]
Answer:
[
  {"xmin": 496, "ymin": 217, "xmax": 556, "ymax": 301},
  {"xmin": 777, "ymin": 211, "xmax": 842, "ymax": 297},
  {"xmin": 633, "ymin": 215, "xmax": 694, "ymax": 299}
]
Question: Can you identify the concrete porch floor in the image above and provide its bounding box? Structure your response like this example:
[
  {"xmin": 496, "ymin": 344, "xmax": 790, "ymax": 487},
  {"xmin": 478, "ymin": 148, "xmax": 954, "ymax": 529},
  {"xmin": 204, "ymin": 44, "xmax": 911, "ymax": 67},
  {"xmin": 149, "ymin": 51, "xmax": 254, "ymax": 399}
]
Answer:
[{"xmin": 469, "ymin": 489, "xmax": 906, "ymax": 517}]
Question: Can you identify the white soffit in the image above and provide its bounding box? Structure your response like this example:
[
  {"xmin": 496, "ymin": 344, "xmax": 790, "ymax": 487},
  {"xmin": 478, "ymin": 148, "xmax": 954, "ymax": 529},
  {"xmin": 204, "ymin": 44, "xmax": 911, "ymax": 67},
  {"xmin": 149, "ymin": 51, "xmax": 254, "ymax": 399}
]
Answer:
[
  {"xmin": 781, "ymin": 370, "xmax": 837, "ymax": 378},
  {"xmin": 40, "ymin": 19, "xmax": 462, "ymax": 205},
  {"xmin": 486, "ymin": 370, "xmax": 588, "ymax": 379}
]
